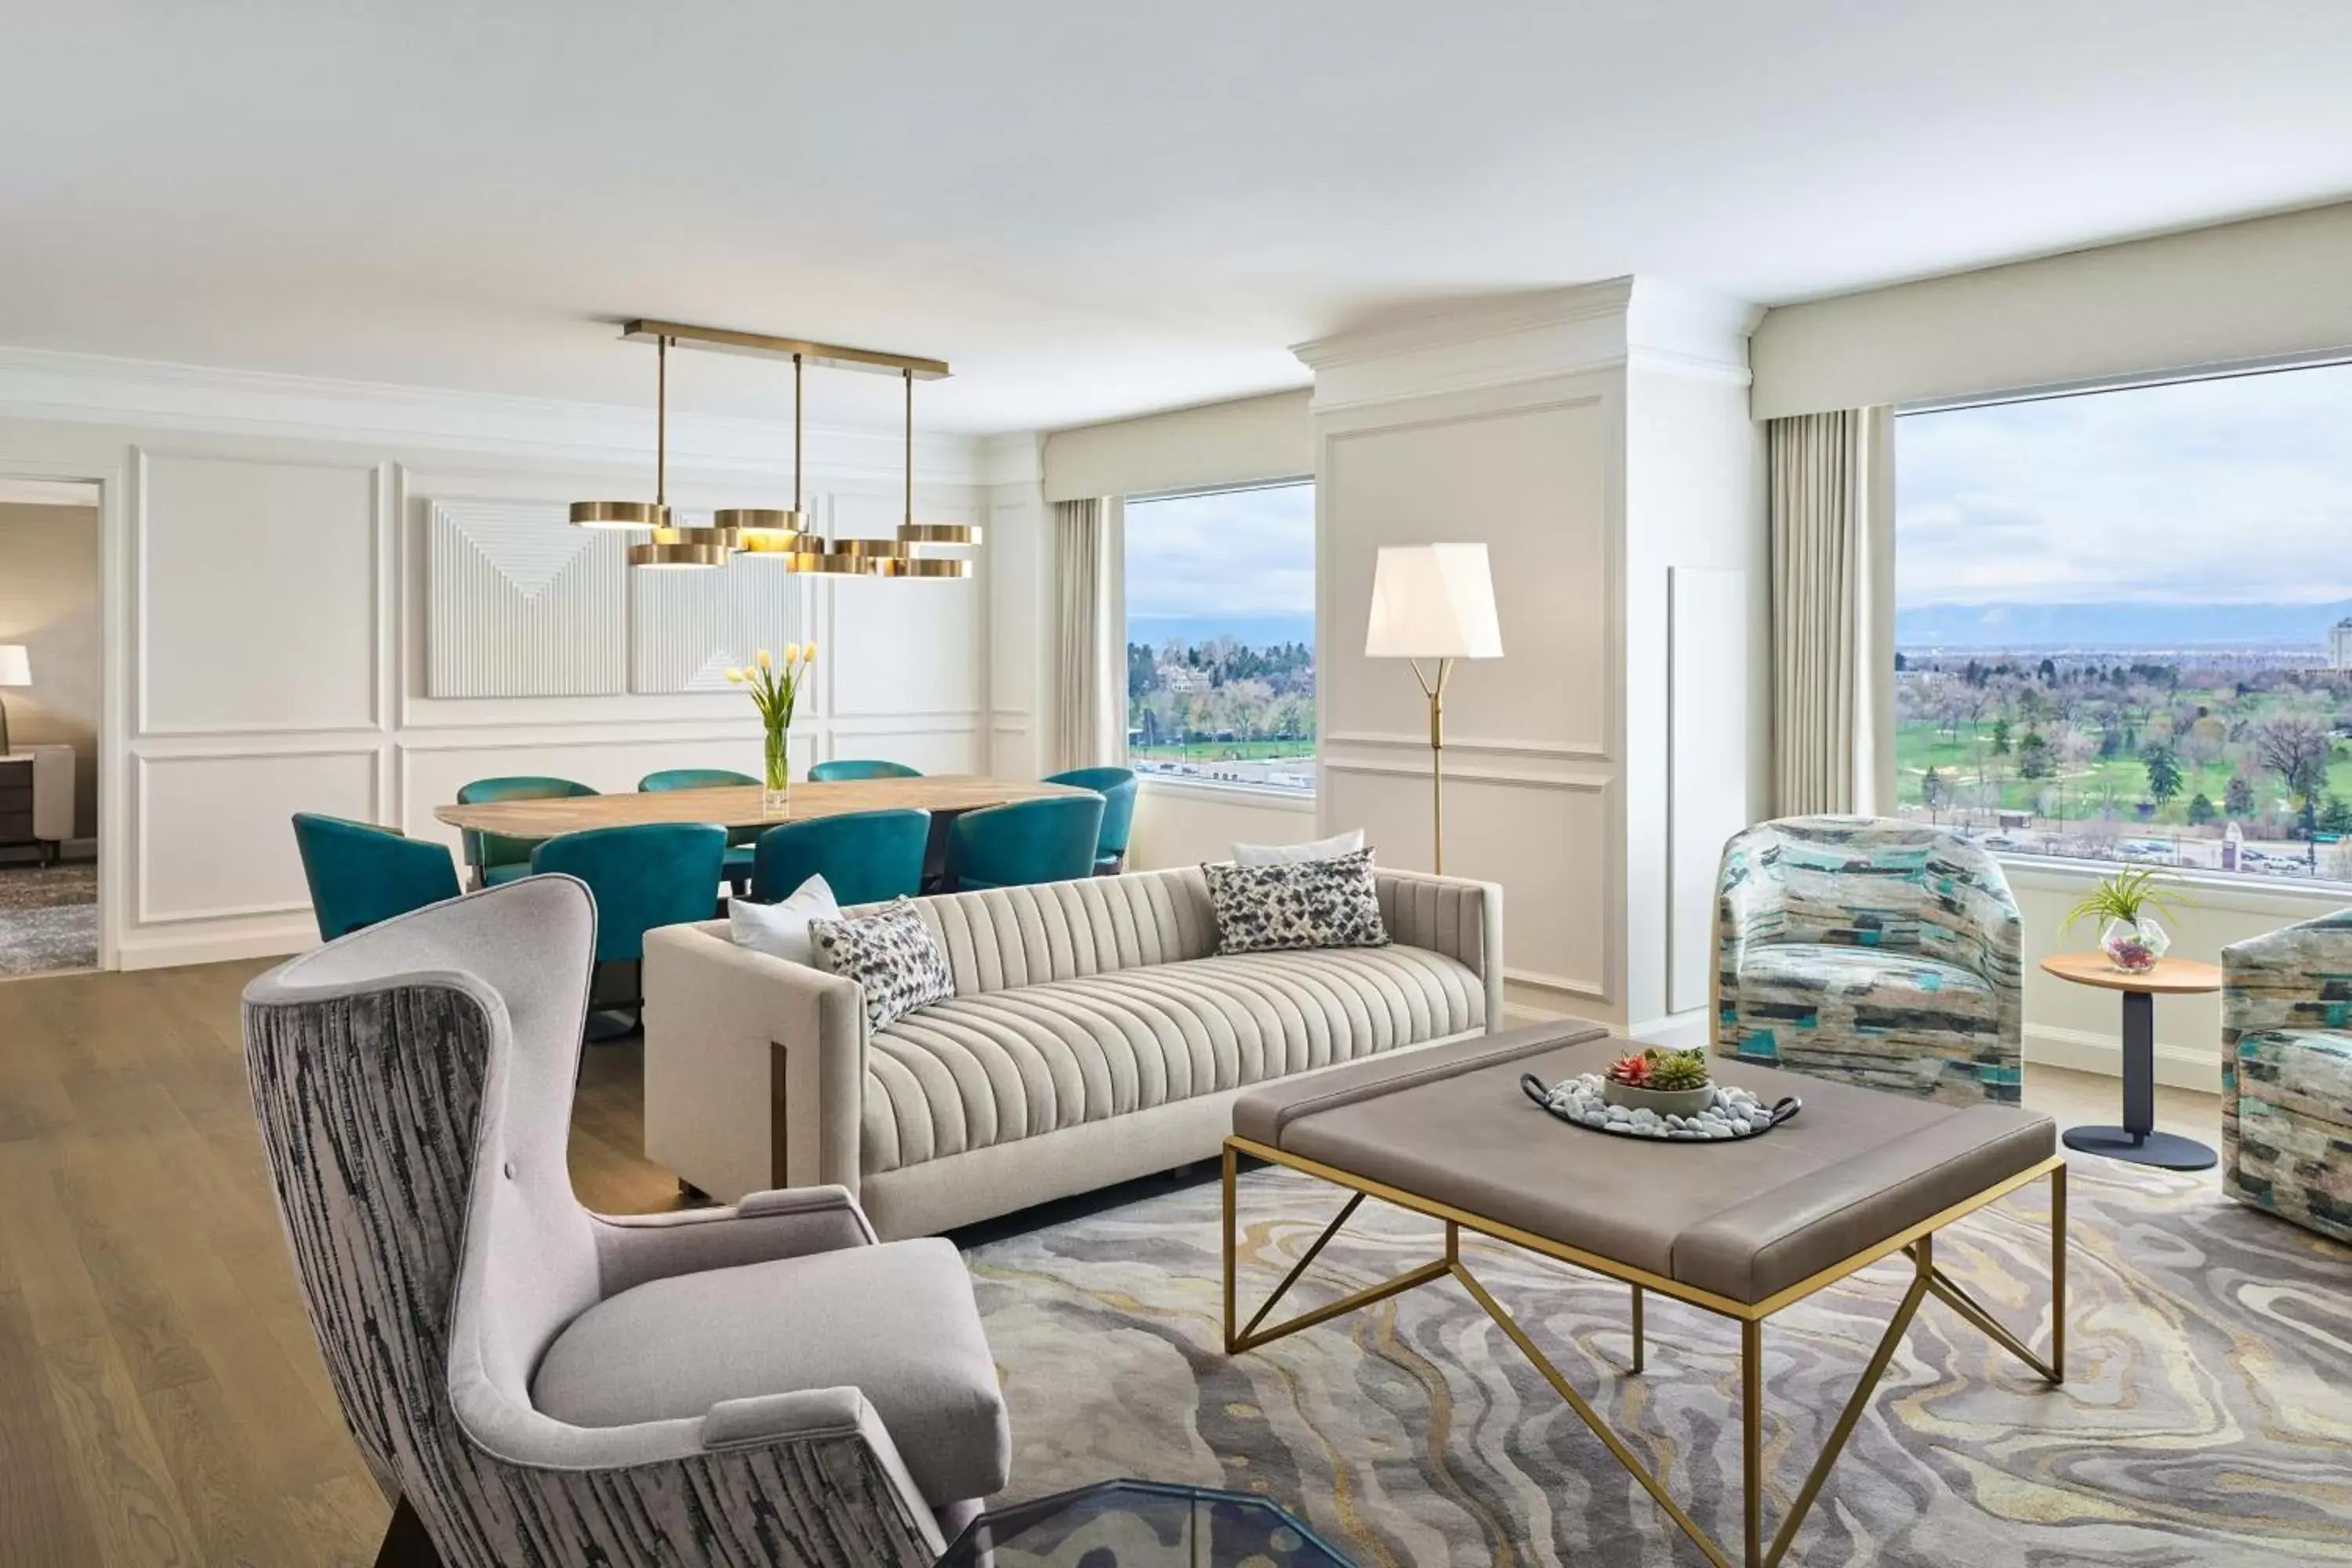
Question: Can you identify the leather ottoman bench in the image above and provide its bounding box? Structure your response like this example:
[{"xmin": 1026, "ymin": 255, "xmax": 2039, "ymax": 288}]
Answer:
[{"xmin": 1221, "ymin": 1023, "xmax": 2067, "ymax": 1568}]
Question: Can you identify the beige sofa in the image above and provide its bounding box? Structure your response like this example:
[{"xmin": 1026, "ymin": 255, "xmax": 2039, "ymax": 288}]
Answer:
[{"xmin": 643, "ymin": 864, "xmax": 1503, "ymax": 1239}]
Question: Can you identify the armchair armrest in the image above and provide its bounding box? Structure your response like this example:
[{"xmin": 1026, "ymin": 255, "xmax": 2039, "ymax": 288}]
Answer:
[
  {"xmin": 2223, "ymin": 909, "xmax": 2352, "ymax": 1040},
  {"xmin": 1375, "ymin": 868, "xmax": 1504, "ymax": 1029},
  {"xmin": 590, "ymin": 1185, "xmax": 878, "ymax": 1298},
  {"xmin": 644, "ymin": 921, "xmax": 869, "ymax": 1203}
]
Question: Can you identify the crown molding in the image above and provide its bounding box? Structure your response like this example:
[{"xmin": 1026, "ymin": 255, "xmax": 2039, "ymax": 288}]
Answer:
[
  {"xmin": 0, "ymin": 345, "xmax": 988, "ymax": 485},
  {"xmin": 1296, "ymin": 276, "xmax": 1759, "ymax": 412}
]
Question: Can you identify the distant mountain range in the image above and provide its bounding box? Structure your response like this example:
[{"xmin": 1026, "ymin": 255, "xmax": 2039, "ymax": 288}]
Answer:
[
  {"xmin": 1896, "ymin": 600, "xmax": 2352, "ymax": 651},
  {"xmin": 1128, "ymin": 613, "xmax": 1314, "ymax": 650}
]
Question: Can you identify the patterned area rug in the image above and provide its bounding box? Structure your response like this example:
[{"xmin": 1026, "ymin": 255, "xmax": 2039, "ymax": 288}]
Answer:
[
  {"xmin": 0, "ymin": 860, "xmax": 98, "ymax": 977},
  {"xmin": 970, "ymin": 1157, "xmax": 2352, "ymax": 1566}
]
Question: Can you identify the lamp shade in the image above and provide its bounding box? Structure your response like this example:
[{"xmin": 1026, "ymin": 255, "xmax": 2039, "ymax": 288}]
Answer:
[
  {"xmin": 0, "ymin": 644, "xmax": 28, "ymax": 687},
  {"xmin": 1363, "ymin": 545, "xmax": 1502, "ymax": 659}
]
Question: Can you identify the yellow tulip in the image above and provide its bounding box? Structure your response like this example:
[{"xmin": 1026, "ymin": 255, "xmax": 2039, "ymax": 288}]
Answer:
[
  {"xmin": 724, "ymin": 667, "xmax": 746, "ymax": 683},
  {"xmin": 756, "ymin": 648, "xmax": 773, "ymax": 670},
  {"xmin": 802, "ymin": 640, "xmax": 818, "ymax": 663}
]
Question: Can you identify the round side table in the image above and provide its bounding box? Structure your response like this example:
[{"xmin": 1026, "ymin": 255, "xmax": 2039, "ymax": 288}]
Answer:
[{"xmin": 2038, "ymin": 953, "xmax": 2221, "ymax": 1171}]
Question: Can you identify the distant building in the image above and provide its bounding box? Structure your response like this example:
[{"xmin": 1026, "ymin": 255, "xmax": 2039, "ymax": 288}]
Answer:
[{"xmin": 2334, "ymin": 618, "xmax": 2352, "ymax": 670}]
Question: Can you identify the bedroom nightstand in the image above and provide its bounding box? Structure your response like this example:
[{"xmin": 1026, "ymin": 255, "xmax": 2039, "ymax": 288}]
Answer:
[{"xmin": 0, "ymin": 753, "xmax": 41, "ymax": 865}]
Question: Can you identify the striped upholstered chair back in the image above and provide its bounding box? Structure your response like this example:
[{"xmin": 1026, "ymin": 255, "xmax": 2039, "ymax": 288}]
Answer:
[{"xmin": 241, "ymin": 877, "xmax": 947, "ymax": 1566}]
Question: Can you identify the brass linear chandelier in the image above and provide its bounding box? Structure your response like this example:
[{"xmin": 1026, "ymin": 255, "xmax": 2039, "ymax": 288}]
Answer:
[{"xmin": 570, "ymin": 319, "xmax": 979, "ymax": 575}]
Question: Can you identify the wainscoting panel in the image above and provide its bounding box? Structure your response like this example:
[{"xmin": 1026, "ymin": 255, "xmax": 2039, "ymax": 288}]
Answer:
[
  {"xmin": 1667, "ymin": 566, "xmax": 1749, "ymax": 1015},
  {"xmin": 827, "ymin": 575, "xmax": 982, "ymax": 718},
  {"xmin": 1324, "ymin": 759, "xmax": 1612, "ymax": 1007},
  {"xmin": 820, "ymin": 724, "xmax": 981, "ymax": 778},
  {"xmin": 426, "ymin": 499, "xmax": 625, "ymax": 697},
  {"xmin": 630, "ymin": 555, "xmax": 808, "ymax": 695},
  {"xmin": 138, "ymin": 452, "xmax": 381, "ymax": 735},
  {"xmin": 136, "ymin": 747, "xmax": 378, "ymax": 924}
]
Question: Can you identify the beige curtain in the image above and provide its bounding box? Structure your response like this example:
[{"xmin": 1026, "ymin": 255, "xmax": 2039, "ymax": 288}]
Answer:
[
  {"xmin": 1769, "ymin": 408, "xmax": 1891, "ymax": 817},
  {"xmin": 1051, "ymin": 498, "xmax": 1112, "ymax": 774}
]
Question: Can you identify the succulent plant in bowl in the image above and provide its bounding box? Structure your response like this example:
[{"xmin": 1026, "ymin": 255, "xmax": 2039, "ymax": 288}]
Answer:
[{"xmin": 1601, "ymin": 1047, "xmax": 1715, "ymax": 1117}]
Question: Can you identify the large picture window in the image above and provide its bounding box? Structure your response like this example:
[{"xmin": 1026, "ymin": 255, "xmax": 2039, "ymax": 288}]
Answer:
[
  {"xmin": 1123, "ymin": 481, "xmax": 1316, "ymax": 794},
  {"xmin": 1894, "ymin": 361, "xmax": 2352, "ymax": 884}
]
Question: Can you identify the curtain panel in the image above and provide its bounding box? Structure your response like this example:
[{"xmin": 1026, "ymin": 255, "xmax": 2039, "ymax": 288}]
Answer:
[
  {"xmin": 1768, "ymin": 408, "xmax": 1892, "ymax": 817},
  {"xmin": 1051, "ymin": 498, "xmax": 1113, "ymax": 774}
]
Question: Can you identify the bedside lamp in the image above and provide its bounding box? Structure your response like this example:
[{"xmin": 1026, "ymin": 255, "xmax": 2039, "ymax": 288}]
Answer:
[
  {"xmin": 1363, "ymin": 545, "xmax": 1502, "ymax": 874},
  {"xmin": 0, "ymin": 644, "xmax": 27, "ymax": 756}
]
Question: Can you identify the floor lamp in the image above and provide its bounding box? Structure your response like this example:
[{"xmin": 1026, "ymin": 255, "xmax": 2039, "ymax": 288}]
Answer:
[{"xmin": 1364, "ymin": 544, "xmax": 1502, "ymax": 875}]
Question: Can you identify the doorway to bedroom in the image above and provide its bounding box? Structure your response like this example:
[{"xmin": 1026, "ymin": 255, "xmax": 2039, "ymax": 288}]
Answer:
[{"xmin": 0, "ymin": 478, "xmax": 101, "ymax": 978}]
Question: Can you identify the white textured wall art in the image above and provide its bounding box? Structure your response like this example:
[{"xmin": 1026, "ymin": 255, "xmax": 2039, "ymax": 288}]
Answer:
[
  {"xmin": 630, "ymin": 557, "xmax": 808, "ymax": 694},
  {"xmin": 426, "ymin": 500, "xmax": 626, "ymax": 696}
]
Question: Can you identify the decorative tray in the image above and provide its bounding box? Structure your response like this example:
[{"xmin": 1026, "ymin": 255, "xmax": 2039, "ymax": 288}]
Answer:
[{"xmin": 1521, "ymin": 1071, "xmax": 1801, "ymax": 1142}]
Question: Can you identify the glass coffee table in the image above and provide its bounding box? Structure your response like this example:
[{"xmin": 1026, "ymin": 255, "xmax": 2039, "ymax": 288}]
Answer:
[{"xmin": 935, "ymin": 1480, "xmax": 1352, "ymax": 1566}]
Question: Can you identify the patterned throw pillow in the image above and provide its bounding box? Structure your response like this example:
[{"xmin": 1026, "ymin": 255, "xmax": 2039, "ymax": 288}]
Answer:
[
  {"xmin": 808, "ymin": 898, "xmax": 955, "ymax": 1032},
  {"xmin": 1203, "ymin": 847, "xmax": 1392, "ymax": 955}
]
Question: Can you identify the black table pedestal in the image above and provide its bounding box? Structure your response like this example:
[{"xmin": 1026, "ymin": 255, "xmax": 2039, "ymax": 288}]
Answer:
[{"xmin": 2060, "ymin": 987, "xmax": 2217, "ymax": 1171}]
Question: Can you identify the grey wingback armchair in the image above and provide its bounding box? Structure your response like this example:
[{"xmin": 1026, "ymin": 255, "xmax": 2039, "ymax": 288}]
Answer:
[{"xmin": 241, "ymin": 875, "xmax": 1007, "ymax": 1567}]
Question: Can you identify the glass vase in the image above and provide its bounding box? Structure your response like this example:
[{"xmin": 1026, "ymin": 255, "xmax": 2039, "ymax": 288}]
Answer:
[
  {"xmin": 763, "ymin": 722, "xmax": 792, "ymax": 818},
  {"xmin": 2100, "ymin": 916, "xmax": 2169, "ymax": 975}
]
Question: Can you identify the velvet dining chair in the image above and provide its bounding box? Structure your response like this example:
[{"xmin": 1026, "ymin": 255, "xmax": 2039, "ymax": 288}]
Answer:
[
  {"xmin": 750, "ymin": 808, "xmax": 932, "ymax": 906},
  {"xmin": 532, "ymin": 822, "xmax": 728, "ymax": 1035},
  {"xmin": 639, "ymin": 768, "xmax": 759, "ymax": 895},
  {"xmin": 944, "ymin": 795, "xmax": 1105, "ymax": 892},
  {"xmin": 456, "ymin": 775, "xmax": 598, "ymax": 887},
  {"xmin": 290, "ymin": 813, "xmax": 463, "ymax": 942},
  {"xmin": 809, "ymin": 759, "xmax": 924, "ymax": 782},
  {"xmin": 1043, "ymin": 767, "xmax": 1138, "ymax": 874}
]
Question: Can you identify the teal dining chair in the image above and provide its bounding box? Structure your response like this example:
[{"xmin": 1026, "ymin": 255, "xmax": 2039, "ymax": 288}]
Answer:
[
  {"xmin": 750, "ymin": 808, "xmax": 931, "ymax": 906},
  {"xmin": 809, "ymin": 759, "xmax": 924, "ymax": 782},
  {"xmin": 945, "ymin": 795, "xmax": 1105, "ymax": 892},
  {"xmin": 456, "ymin": 775, "xmax": 598, "ymax": 887},
  {"xmin": 639, "ymin": 768, "xmax": 759, "ymax": 894},
  {"xmin": 532, "ymin": 822, "xmax": 728, "ymax": 1035},
  {"xmin": 290, "ymin": 813, "xmax": 463, "ymax": 942},
  {"xmin": 1044, "ymin": 766, "xmax": 1138, "ymax": 874}
]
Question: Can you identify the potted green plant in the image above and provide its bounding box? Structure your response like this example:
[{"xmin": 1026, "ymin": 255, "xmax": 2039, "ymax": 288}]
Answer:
[
  {"xmin": 2061, "ymin": 866, "xmax": 2186, "ymax": 975},
  {"xmin": 1600, "ymin": 1046, "xmax": 1715, "ymax": 1117}
]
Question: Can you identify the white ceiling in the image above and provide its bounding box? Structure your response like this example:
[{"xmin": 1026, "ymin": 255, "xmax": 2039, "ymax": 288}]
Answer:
[{"xmin": 4, "ymin": 2, "xmax": 2349, "ymax": 435}]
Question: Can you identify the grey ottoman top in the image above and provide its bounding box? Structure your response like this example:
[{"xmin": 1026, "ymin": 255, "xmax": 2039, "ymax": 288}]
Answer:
[{"xmin": 1232, "ymin": 1023, "xmax": 2056, "ymax": 1306}]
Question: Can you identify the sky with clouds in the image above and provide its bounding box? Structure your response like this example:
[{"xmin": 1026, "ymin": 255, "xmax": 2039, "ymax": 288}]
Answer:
[
  {"xmin": 1124, "ymin": 481, "xmax": 1315, "ymax": 619},
  {"xmin": 1896, "ymin": 361, "xmax": 2352, "ymax": 609}
]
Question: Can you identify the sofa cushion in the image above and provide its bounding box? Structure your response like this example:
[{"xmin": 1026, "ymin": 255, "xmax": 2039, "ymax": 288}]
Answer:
[
  {"xmin": 811, "ymin": 898, "xmax": 956, "ymax": 1032},
  {"xmin": 862, "ymin": 943, "xmax": 1485, "ymax": 1176},
  {"xmin": 1204, "ymin": 847, "xmax": 1391, "ymax": 955},
  {"xmin": 1735, "ymin": 942, "xmax": 1994, "ymax": 1013},
  {"xmin": 530, "ymin": 1236, "xmax": 1008, "ymax": 1505}
]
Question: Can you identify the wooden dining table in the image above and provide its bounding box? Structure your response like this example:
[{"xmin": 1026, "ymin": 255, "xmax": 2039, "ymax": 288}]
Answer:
[{"xmin": 432, "ymin": 774, "xmax": 1097, "ymax": 839}]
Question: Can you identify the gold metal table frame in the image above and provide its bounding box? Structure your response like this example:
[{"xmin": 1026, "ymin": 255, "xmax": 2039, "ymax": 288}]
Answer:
[{"xmin": 1221, "ymin": 1137, "xmax": 2067, "ymax": 1568}]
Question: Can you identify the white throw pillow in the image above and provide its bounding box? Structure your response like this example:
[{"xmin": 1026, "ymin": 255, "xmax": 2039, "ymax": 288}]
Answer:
[
  {"xmin": 728, "ymin": 874, "xmax": 840, "ymax": 965},
  {"xmin": 1232, "ymin": 829, "xmax": 1367, "ymax": 866}
]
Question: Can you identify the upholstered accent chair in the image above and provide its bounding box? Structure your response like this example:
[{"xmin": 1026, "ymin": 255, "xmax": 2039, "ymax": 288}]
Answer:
[
  {"xmin": 456, "ymin": 775, "xmax": 598, "ymax": 887},
  {"xmin": 241, "ymin": 877, "xmax": 1007, "ymax": 1567},
  {"xmin": 640, "ymin": 768, "xmax": 761, "ymax": 893},
  {"xmin": 944, "ymin": 795, "xmax": 1105, "ymax": 891},
  {"xmin": 1044, "ymin": 765, "xmax": 1138, "ymax": 874},
  {"xmin": 1715, "ymin": 815, "xmax": 2023, "ymax": 1105},
  {"xmin": 750, "ymin": 808, "xmax": 931, "ymax": 906},
  {"xmin": 2222, "ymin": 908, "xmax": 2352, "ymax": 1244},
  {"xmin": 810, "ymin": 758, "xmax": 923, "ymax": 782},
  {"xmin": 290, "ymin": 811, "xmax": 463, "ymax": 940}
]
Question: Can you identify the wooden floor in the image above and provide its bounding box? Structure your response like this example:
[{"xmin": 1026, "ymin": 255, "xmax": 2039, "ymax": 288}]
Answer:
[{"xmin": 0, "ymin": 958, "xmax": 2229, "ymax": 1566}]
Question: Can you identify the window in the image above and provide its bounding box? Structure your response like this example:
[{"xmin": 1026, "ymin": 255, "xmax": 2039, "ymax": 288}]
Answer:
[
  {"xmin": 1123, "ymin": 480, "xmax": 1316, "ymax": 794},
  {"xmin": 1894, "ymin": 361, "xmax": 2352, "ymax": 884}
]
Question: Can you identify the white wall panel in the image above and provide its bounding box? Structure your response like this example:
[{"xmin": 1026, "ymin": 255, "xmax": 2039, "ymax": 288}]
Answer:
[
  {"xmin": 140, "ymin": 452, "xmax": 379, "ymax": 734},
  {"xmin": 136, "ymin": 748, "xmax": 376, "ymax": 923},
  {"xmin": 826, "ymin": 491, "xmax": 982, "ymax": 720},
  {"xmin": 1325, "ymin": 760, "xmax": 1611, "ymax": 1006},
  {"xmin": 1667, "ymin": 567, "xmax": 1749, "ymax": 1014},
  {"xmin": 426, "ymin": 499, "xmax": 624, "ymax": 696},
  {"xmin": 821, "ymin": 726, "xmax": 979, "ymax": 778},
  {"xmin": 1321, "ymin": 398, "xmax": 1610, "ymax": 758}
]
